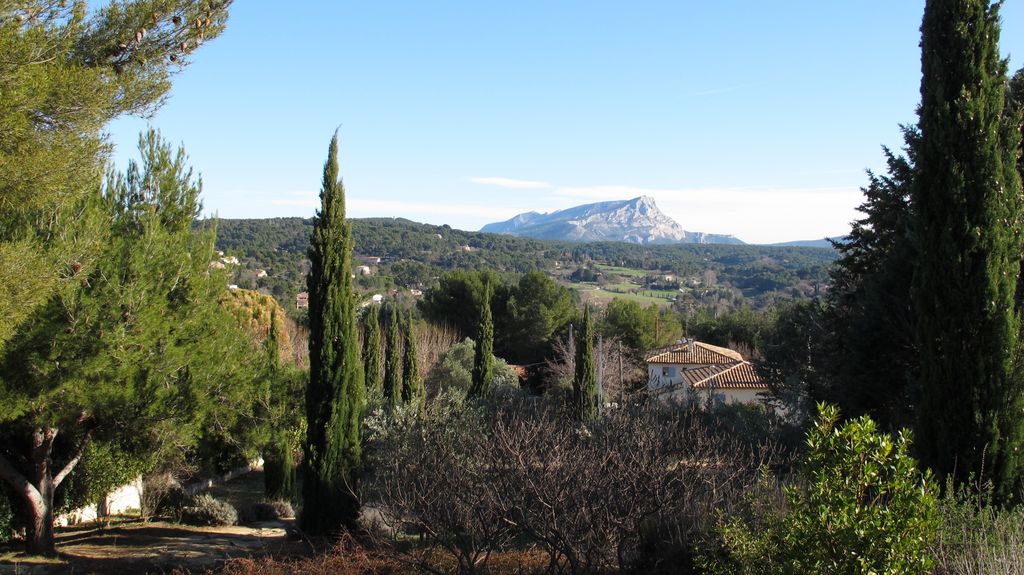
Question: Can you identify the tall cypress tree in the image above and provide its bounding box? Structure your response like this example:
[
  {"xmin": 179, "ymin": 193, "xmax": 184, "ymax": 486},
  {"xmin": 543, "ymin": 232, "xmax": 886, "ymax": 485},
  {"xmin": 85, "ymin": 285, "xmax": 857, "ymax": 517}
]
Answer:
[
  {"xmin": 469, "ymin": 283, "xmax": 494, "ymax": 398},
  {"xmin": 362, "ymin": 305, "xmax": 383, "ymax": 392},
  {"xmin": 573, "ymin": 306, "xmax": 599, "ymax": 421},
  {"xmin": 401, "ymin": 311, "xmax": 423, "ymax": 403},
  {"xmin": 914, "ymin": 0, "xmax": 1024, "ymax": 499},
  {"xmin": 383, "ymin": 302, "xmax": 402, "ymax": 403},
  {"xmin": 264, "ymin": 311, "xmax": 295, "ymax": 501},
  {"xmin": 301, "ymin": 134, "xmax": 365, "ymax": 534}
]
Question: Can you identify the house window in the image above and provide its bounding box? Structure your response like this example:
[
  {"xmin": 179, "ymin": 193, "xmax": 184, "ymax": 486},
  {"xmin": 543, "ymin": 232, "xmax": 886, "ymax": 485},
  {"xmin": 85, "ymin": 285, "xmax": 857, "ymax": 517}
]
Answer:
[
  {"xmin": 661, "ymin": 366, "xmax": 670, "ymax": 377},
  {"xmin": 661, "ymin": 366, "xmax": 677, "ymax": 379}
]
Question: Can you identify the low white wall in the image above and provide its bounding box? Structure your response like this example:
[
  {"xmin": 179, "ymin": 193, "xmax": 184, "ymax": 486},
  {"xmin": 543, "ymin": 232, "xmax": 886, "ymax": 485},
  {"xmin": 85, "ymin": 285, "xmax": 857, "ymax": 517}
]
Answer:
[
  {"xmin": 56, "ymin": 476, "xmax": 143, "ymax": 527},
  {"xmin": 56, "ymin": 457, "xmax": 264, "ymax": 527}
]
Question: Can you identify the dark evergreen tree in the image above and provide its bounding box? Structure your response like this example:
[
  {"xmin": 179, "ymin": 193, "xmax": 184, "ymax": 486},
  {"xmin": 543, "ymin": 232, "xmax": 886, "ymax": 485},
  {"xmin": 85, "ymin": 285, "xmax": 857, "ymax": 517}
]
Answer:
[
  {"xmin": 383, "ymin": 302, "xmax": 402, "ymax": 403},
  {"xmin": 824, "ymin": 133, "xmax": 919, "ymax": 431},
  {"xmin": 573, "ymin": 306, "xmax": 599, "ymax": 421},
  {"xmin": 362, "ymin": 305, "xmax": 383, "ymax": 392},
  {"xmin": 913, "ymin": 0, "xmax": 1024, "ymax": 499},
  {"xmin": 301, "ymin": 134, "xmax": 365, "ymax": 534},
  {"xmin": 401, "ymin": 311, "xmax": 423, "ymax": 403},
  {"xmin": 1009, "ymin": 67, "xmax": 1024, "ymax": 179},
  {"xmin": 469, "ymin": 283, "xmax": 494, "ymax": 398}
]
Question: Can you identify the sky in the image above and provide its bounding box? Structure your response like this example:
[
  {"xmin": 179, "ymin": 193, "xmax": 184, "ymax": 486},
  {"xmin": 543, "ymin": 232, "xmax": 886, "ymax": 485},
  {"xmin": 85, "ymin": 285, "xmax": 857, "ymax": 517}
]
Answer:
[{"xmin": 107, "ymin": 1, "xmax": 1024, "ymax": 245}]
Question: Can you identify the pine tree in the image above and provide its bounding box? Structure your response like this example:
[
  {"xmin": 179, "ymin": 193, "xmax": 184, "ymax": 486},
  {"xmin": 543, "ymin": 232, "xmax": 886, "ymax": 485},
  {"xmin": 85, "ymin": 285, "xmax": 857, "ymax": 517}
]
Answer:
[
  {"xmin": 301, "ymin": 134, "xmax": 365, "ymax": 534},
  {"xmin": 573, "ymin": 306, "xmax": 599, "ymax": 421},
  {"xmin": 401, "ymin": 311, "xmax": 423, "ymax": 403},
  {"xmin": 383, "ymin": 303, "xmax": 402, "ymax": 403},
  {"xmin": 0, "ymin": 1, "xmax": 231, "ymax": 353},
  {"xmin": 914, "ymin": 0, "xmax": 1024, "ymax": 499},
  {"xmin": 470, "ymin": 283, "xmax": 494, "ymax": 398},
  {"xmin": 362, "ymin": 305, "xmax": 383, "ymax": 392},
  {"xmin": 1, "ymin": 129, "xmax": 257, "ymax": 555}
]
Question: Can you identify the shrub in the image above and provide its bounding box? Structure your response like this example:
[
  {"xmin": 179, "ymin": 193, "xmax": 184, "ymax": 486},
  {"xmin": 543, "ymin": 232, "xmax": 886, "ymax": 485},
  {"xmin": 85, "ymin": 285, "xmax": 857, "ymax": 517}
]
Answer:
[
  {"xmin": 141, "ymin": 467, "xmax": 193, "ymax": 521},
  {"xmin": 423, "ymin": 337, "xmax": 519, "ymax": 397},
  {"xmin": 180, "ymin": 494, "xmax": 238, "ymax": 527},
  {"xmin": 368, "ymin": 393, "xmax": 775, "ymax": 574},
  {"xmin": 240, "ymin": 499, "xmax": 295, "ymax": 523},
  {"xmin": 702, "ymin": 404, "xmax": 938, "ymax": 575},
  {"xmin": 931, "ymin": 480, "xmax": 1024, "ymax": 574}
]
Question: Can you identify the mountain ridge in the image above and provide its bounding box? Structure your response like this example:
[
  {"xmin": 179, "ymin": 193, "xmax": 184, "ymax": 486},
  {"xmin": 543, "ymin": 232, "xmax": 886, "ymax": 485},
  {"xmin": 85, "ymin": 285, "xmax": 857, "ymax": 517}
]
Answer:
[{"xmin": 481, "ymin": 196, "xmax": 743, "ymax": 245}]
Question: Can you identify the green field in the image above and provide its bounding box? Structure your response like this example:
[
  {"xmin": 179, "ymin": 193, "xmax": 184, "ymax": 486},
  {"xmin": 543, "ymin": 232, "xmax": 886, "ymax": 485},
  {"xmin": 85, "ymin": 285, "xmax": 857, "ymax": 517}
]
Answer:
[
  {"xmin": 595, "ymin": 264, "xmax": 649, "ymax": 278},
  {"xmin": 569, "ymin": 284, "xmax": 677, "ymax": 308}
]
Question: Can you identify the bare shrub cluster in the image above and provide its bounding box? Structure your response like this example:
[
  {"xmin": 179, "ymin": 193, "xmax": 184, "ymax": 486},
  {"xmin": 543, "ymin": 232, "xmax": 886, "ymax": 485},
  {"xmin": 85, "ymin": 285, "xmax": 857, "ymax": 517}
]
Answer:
[{"xmin": 368, "ymin": 393, "xmax": 780, "ymax": 574}]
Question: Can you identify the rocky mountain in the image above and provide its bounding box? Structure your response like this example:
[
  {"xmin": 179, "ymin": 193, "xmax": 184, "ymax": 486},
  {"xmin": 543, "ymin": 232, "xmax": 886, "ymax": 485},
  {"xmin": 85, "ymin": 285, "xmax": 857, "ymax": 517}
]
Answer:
[{"xmin": 480, "ymin": 196, "xmax": 743, "ymax": 245}]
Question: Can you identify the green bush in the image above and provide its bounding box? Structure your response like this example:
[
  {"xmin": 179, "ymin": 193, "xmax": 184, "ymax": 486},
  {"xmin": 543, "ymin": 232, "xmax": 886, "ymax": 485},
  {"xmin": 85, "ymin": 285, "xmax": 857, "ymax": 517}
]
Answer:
[
  {"xmin": 180, "ymin": 494, "xmax": 238, "ymax": 527},
  {"xmin": 54, "ymin": 440, "xmax": 146, "ymax": 517},
  {"xmin": 423, "ymin": 337, "xmax": 519, "ymax": 396},
  {"xmin": 702, "ymin": 404, "xmax": 938, "ymax": 575}
]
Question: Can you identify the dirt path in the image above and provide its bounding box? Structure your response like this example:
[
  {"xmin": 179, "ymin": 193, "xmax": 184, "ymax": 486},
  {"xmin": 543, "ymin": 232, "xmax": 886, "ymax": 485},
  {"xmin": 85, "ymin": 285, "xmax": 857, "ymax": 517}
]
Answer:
[{"xmin": 0, "ymin": 518, "xmax": 308, "ymax": 575}]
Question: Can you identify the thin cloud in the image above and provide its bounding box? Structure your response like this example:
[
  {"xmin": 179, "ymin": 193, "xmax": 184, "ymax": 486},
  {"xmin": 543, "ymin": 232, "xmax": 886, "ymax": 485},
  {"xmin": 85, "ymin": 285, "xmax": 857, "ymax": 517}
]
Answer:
[
  {"xmin": 349, "ymin": 198, "xmax": 517, "ymax": 221},
  {"xmin": 468, "ymin": 177, "xmax": 553, "ymax": 189}
]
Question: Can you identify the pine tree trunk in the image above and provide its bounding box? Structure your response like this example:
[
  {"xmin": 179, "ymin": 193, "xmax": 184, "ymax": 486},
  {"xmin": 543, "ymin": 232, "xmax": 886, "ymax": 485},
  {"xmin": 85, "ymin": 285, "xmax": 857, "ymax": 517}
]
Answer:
[
  {"xmin": 25, "ymin": 489, "xmax": 55, "ymax": 557},
  {"xmin": 0, "ymin": 426, "xmax": 90, "ymax": 556},
  {"xmin": 27, "ymin": 427, "xmax": 57, "ymax": 556}
]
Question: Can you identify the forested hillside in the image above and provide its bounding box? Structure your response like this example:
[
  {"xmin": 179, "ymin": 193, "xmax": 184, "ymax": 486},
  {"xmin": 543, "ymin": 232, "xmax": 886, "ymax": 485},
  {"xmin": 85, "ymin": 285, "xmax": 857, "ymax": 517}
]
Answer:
[{"xmin": 213, "ymin": 216, "xmax": 837, "ymax": 315}]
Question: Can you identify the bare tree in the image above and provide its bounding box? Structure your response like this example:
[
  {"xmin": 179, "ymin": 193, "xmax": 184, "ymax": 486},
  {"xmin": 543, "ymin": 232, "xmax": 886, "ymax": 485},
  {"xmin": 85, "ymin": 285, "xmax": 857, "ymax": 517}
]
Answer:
[{"xmin": 368, "ymin": 394, "xmax": 781, "ymax": 574}]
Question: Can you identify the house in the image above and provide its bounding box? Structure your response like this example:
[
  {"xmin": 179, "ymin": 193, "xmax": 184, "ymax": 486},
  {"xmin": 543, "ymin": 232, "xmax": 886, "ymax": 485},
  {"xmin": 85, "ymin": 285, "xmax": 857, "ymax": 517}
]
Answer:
[
  {"xmin": 645, "ymin": 339, "xmax": 768, "ymax": 406},
  {"xmin": 371, "ymin": 294, "xmax": 384, "ymax": 304},
  {"xmin": 358, "ymin": 256, "xmax": 382, "ymax": 265},
  {"xmin": 256, "ymin": 269, "xmax": 268, "ymax": 278},
  {"xmin": 356, "ymin": 265, "xmax": 372, "ymax": 276},
  {"xmin": 220, "ymin": 255, "xmax": 239, "ymax": 265},
  {"xmin": 296, "ymin": 292, "xmax": 309, "ymax": 310}
]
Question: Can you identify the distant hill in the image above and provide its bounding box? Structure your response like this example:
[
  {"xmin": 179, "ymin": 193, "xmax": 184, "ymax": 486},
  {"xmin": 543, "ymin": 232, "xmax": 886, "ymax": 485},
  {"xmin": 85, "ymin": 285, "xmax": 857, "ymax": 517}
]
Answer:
[
  {"xmin": 211, "ymin": 216, "xmax": 837, "ymax": 313},
  {"xmin": 481, "ymin": 196, "xmax": 743, "ymax": 245},
  {"xmin": 767, "ymin": 237, "xmax": 846, "ymax": 249}
]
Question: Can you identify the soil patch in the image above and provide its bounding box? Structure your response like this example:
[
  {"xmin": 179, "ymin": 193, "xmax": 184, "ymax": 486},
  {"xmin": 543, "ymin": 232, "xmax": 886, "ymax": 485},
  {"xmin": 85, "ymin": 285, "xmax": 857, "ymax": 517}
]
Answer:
[{"xmin": 1, "ymin": 517, "xmax": 307, "ymax": 574}]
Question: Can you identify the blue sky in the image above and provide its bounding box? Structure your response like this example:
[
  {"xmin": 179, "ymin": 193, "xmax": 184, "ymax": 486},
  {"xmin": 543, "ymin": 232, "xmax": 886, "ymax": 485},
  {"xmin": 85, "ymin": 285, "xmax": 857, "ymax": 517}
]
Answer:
[{"xmin": 107, "ymin": 1, "xmax": 1024, "ymax": 244}]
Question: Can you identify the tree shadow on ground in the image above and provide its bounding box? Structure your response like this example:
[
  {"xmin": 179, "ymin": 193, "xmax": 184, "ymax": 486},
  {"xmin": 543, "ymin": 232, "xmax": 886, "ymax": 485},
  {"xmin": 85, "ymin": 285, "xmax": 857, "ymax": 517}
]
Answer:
[{"xmin": 0, "ymin": 518, "xmax": 309, "ymax": 575}]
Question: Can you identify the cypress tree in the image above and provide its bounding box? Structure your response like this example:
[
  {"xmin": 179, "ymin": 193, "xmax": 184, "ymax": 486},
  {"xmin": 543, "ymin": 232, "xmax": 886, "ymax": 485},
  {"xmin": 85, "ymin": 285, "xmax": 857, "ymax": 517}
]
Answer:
[
  {"xmin": 914, "ymin": 0, "xmax": 1024, "ymax": 499},
  {"xmin": 401, "ymin": 311, "xmax": 423, "ymax": 403},
  {"xmin": 301, "ymin": 134, "xmax": 365, "ymax": 534},
  {"xmin": 264, "ymin": 311, "xmax": 295, "ymax": 501},
  {"xmin": 383, "ymin": 303, "xmax": 402, "ymax": 403},
  {"xmin": 469, "ymin": 283, "xmax": 494, "ymax": 398},
  {"xmin": 573, "ymin": 306, "xmax": 599, "ymax": 421},
  {"xmin": 362, "ymin": 305, "xmax": 383, "ymax": 392}
]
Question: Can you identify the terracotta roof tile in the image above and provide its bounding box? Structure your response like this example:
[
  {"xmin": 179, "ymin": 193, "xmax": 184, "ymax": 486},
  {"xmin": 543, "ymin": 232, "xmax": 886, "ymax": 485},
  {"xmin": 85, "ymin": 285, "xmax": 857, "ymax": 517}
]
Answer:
[
  {"xmin": 646, "ymin": 341, "xmax": 744, "ymax": 365},
  {"xmin": 690, "ymin": 362, "xmax": 766, "ymax": 390}
]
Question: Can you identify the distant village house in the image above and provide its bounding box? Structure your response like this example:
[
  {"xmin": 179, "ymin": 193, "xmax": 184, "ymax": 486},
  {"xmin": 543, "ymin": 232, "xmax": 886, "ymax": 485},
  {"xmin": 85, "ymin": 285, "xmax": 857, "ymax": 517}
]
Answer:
[{"xmin": 296, "ymin": 291, "xmax": 309, "ymax": 310}]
